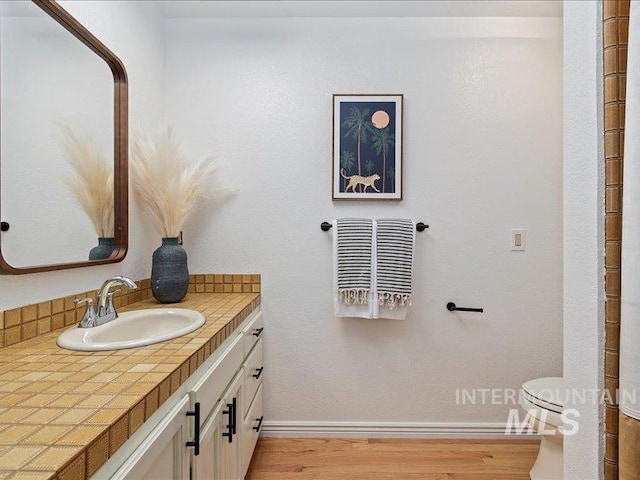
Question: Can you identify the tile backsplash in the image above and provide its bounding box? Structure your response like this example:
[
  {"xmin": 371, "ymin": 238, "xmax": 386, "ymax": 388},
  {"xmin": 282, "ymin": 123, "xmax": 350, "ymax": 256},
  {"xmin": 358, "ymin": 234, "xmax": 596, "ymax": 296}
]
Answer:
[{"xmin": 0, "ymin": 274, "xmax": 261, "ymax": 348}]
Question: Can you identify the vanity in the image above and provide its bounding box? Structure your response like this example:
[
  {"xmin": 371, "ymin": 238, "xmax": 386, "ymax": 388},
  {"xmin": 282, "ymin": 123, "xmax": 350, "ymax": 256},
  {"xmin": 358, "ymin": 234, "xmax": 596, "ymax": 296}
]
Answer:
[{"xmin": 0, "ymin": 279, "xmax": 264, "ymax": 479}]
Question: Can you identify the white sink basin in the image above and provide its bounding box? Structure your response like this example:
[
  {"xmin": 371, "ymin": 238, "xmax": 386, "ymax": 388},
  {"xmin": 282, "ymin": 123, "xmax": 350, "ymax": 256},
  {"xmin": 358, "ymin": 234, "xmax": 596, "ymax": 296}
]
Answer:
[{"xmin": 56, "ymin": 308, "xmax": 205, "ymax": 351}]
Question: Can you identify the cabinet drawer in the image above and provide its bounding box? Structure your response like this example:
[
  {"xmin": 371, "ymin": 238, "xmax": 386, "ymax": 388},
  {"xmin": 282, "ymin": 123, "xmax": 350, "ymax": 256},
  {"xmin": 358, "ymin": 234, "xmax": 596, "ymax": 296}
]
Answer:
[
  {"xmin": 240, "ymin": 383, "xmax": 263, "ymax": 478},
  {"xmin": 242, "ymin": 310, "xmax": 263, "ymax": 356},
  {"xmin": 190, "ymin": 333, "xmax": 243, "ymax": 423},
  {"xmin": 242, "ymin": 338, "xmax": 263, "ymax": 417}
]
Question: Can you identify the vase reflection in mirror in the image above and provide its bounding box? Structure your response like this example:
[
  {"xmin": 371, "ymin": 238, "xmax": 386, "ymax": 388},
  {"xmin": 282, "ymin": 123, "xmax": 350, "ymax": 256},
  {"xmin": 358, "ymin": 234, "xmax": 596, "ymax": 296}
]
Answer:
[{"xmin": 88, "ymin": 237, "xmax": 115, "ymax": 260}]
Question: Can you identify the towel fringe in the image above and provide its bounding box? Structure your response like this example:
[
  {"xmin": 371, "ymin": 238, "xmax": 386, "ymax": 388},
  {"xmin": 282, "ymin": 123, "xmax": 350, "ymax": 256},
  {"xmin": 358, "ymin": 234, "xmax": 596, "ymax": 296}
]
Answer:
[
  {"xmin": 338, "ymin": 288, "xmax": 370, "ymax": 305},
  {"xmin": 377, "ymin": 292, "xmax": 412, "ymax": 309}
]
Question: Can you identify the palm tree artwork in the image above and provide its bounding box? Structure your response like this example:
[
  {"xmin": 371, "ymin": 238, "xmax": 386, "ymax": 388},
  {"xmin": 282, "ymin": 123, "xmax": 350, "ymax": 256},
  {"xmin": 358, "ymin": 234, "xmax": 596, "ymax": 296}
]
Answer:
[
  {"xmin": 371, "ymin": 127, "xmax": 395, "ymax": 193},
  {"xmin": 365, "ymin": 158, "xmax": 375, "ymax": 176},
  {"xmin": 340, "ymin": 150, "xmax": 355, "ymax": 191},
  {"xmin": 343, "ymin": 107, "xmax": 374, "ymax": 192},
  {"xmin": 335, "ymin": 97, "xmax": 400, "ymax": 198}
]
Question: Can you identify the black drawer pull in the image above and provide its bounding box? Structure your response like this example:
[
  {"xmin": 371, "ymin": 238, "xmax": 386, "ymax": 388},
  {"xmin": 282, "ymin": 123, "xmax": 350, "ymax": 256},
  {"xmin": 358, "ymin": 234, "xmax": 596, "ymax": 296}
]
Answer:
[
  {"xmin": 252, "ymin": 327, "xmax": 264, "ymax": 337},
  {"xmin": 253, "ymin": 416, "xmax": 264, "ymax": 432},
  {"xmin": 252, "ymin": 367, "xmax": 264, "ymax": 380},
  {"xmin": 186, "ymin": 402, "xmax": 201, "ymax": 456},
  {"xmin": 222, "ymin": 399, "xmax": 234, "ymax": 443}
]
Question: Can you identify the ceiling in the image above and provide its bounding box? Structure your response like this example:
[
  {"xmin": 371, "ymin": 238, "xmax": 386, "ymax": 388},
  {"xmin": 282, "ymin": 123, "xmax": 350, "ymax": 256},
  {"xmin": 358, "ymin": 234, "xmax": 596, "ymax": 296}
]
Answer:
[{"xmin": 161, "ymin": 1, "xmax": 563, "ymax": 19}]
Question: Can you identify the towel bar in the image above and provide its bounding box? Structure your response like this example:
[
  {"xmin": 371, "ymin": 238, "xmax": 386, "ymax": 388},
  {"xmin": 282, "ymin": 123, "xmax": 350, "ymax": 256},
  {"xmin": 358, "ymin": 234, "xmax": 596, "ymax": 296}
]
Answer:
[
  {"xmin": 321, "ymin": 221, "xmax": 428, "ymax": 232},
  {"xmin": 447, "ymin": 302, "xmax": 483, "ymax": 313}
]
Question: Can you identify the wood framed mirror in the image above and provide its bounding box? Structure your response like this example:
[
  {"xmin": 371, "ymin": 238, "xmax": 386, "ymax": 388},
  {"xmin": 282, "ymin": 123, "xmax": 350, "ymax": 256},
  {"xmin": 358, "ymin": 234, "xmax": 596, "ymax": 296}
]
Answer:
[{"xmin": 0, "ymin": 0, "xmax": 128, "ymax": 274}]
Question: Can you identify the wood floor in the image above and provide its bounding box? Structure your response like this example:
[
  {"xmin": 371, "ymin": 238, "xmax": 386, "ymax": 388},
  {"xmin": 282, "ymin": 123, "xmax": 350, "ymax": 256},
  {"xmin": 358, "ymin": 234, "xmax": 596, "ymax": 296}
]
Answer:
[{"xmin": 245, "ymin": 438, "xmax": 539, "ymax": 479}]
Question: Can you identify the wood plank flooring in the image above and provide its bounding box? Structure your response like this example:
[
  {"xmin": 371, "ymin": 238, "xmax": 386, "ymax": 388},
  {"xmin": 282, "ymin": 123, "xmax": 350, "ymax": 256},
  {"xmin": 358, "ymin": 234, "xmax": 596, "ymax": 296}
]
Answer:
[{"xmin": 245, "ymin": 438, "xmax": 539, "ymax": 480}]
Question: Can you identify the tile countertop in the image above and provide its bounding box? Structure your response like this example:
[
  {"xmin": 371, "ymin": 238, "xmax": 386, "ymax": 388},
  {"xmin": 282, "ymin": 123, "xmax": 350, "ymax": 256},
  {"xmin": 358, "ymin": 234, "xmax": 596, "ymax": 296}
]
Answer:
[{"xmin": 0, "ymin": 292, "xmax": 261, "ymax": 480}]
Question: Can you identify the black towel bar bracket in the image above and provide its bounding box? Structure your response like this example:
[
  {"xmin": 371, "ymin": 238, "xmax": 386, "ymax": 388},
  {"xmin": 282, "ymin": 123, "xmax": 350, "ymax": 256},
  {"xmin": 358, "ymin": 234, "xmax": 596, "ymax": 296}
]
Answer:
[
  {"xmin": 447, "ymin": 302, "xmax": 483, "ymax": 313},
  {"xmin": 321, "ymin": 221, "xmax": 428, "ymax": 232}
]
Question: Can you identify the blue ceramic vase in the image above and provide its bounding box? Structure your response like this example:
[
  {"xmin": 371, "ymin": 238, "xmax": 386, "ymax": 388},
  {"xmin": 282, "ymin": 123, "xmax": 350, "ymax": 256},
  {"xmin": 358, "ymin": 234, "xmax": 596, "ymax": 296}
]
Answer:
[
  {"xmin": 151, "ymin": 237, "xmax": 189, "ymax": 303},
  {"xmin": 89, "ymin": 237, "xmax": 115, "ymax": 260}
]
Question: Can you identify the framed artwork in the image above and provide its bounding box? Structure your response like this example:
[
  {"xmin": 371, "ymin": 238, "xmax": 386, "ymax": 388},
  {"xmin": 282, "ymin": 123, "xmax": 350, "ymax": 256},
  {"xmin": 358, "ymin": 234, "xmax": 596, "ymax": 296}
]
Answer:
[{"xmin": 332, "ymin": 94, "xmax": 403, "ymax": 200}]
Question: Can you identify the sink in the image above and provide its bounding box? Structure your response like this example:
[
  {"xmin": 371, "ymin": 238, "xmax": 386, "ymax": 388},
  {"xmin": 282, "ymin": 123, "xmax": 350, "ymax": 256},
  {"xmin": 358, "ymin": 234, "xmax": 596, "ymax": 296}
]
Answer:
[{"xmin": 56, "ymin": 308, "xmax": 205, "ymax": 351}]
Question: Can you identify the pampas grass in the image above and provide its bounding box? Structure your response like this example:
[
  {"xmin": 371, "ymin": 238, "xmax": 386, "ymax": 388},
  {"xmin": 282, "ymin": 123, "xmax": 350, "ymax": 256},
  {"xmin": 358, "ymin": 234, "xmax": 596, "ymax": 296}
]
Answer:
[
  {"xmin": 131, "ymin": 126, "xmax": 226, "ymax": 238},
  {"xmin": 61, "ymin": 125, "xmax": 114, "ymax": 237}
]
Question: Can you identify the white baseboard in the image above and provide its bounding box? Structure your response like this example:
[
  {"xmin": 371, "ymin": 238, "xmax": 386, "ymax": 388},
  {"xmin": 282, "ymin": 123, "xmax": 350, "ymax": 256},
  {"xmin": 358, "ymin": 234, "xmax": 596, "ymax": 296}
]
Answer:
[{"xmin": 261, "ymin": 421, "xmax": 540, "ymax": 439}]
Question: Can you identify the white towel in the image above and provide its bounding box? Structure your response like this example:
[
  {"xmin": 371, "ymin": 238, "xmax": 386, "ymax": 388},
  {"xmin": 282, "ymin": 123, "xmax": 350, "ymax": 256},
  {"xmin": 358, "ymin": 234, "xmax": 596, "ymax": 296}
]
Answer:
[
  {"xmin": 333, "ymin": 218, "xmax": 415, "ymax": 320},
  {"xmin": 334, "ymin": 218, "xmax": 375, "ymax": 318},
  {"xmin": 374, "ymin": 218, "xmax": 415, "ymax": 321}
]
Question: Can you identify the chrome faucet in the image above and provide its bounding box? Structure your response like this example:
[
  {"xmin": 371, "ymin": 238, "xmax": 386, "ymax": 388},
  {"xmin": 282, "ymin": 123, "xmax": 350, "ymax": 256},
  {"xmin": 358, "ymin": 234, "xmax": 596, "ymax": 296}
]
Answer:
[{"xmin": 76, "ymin": 275, "xmax": 138, "ymax": 328}]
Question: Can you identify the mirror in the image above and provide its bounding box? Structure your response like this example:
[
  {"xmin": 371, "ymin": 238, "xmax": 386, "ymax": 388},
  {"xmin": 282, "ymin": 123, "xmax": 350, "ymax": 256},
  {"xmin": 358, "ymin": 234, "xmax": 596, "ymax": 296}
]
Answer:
[{"xmin": 0, "ymin": 0, "xmax": 127, "ymax": 274}]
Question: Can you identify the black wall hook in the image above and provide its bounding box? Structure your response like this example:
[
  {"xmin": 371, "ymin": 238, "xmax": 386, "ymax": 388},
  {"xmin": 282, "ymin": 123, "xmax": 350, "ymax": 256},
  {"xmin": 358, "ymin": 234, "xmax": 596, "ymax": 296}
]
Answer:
[
  {"xmin": 0, "ymin": 222, "xmax": 9, "ymax": 232},
  {"xmin": 321, "ymin": 221, "xmax": 428, "ymax": 232},
  {"xmin": 447, "ymin": 302, "xmax": 483, "ymax": 313}
]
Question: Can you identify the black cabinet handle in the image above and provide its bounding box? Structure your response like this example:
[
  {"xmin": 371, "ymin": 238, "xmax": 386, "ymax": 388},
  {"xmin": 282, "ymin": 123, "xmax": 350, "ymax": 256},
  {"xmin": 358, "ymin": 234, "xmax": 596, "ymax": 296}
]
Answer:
[
  {"xmin": 186, "ymin": 402, "xmax": 201, "ymax": 456},
  {"xmin": 252, "ymin": 367, "xmax": 264, "ymax": 380},
  {"xmin": 252, "ymin": 327, "xmax": 264, "ymax": 337},
  {"xmin": 0, "ymin": 222, "xmax": 9, "ymax": 232},
  {"xmin": 253, "ymin": 416, "xmax": 264, "ymax": 432},
  {"xmin": 231, "ymin": 397, "xmax": 237, "ymax": 435},
  {"xmin": 222, "ymin": 400, "xmax": 234, "ymax": 443}
]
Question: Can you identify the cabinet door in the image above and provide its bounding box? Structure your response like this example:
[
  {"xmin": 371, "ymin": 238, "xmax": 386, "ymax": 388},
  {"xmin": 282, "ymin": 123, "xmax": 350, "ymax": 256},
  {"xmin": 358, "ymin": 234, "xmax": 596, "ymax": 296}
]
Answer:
[
  {"xmin": 112, "ymin": 395, "xmax": 191, "ymax": 480},
  {"xmin": 193, "ymin": 370, "xmax": 244, "ymax": 480},
  {"xmin": 193, "ymin": 399, "xmax": 225, "ymax": 480},
  {"xmin": 240, "ymin": 384, "xmax": 263, "ymax": 479}
]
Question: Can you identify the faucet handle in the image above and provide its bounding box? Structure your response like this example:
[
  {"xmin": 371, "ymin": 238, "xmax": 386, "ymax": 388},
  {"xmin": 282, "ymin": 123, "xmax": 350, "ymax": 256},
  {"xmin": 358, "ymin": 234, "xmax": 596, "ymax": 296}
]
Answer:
[
  {"xmin": 75, "ymin": 297, "xmax": 97, "ymax": 328},
  {"xmin": 105, "ymin": 290, "xmax": 120, "ymax": 316}
]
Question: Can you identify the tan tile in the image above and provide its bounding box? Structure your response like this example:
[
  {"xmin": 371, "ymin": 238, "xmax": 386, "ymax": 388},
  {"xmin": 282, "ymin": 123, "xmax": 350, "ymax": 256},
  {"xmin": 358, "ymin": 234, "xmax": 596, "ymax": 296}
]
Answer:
[
  {"xmin": 22, "ymin": 305, "xmax": 38, "ymax": 323},
  {"xmin": 97, "ymin": 383, "xmax": 129, "ymax": 395},
  {"xmin": 104, "ymin": 395, "xmax": 142, "ymax": 409},
  {"xmin": 57, "ymin": 452, "xmax": 86, "ymax": 480},
  {"xmin": 5, "ymin": 308, "xmax": 21, "ymax": 328},
  {"xmin": 0, "ymin": 311, "xmax": 3, "ymax": 330},
  {"xmin": 23, "ymin": 425, "xmax": 73, "ymax": 445},
  {"xmin": 0, "ymin": 392, "xmax": 33, "ymax": 408},
  {"xmin": 0, "ymin": 446, "xmax": 46, "ymax": 469},
  {"xmin": 0, "ymin": 381, "xmax": 27, "ymax": 393},
  {"xmin": 51, "ymin": 298, "xmax": 64, "ymax": 315},
  {"xmin": 58, "ymin": 426, "xmax": 105, "ymax": 446},
  {"xmin": 47, "ymin": 395, "xmax": 85, "ymax": 409},
  {"xmin": 37, "ymin": 318, "xmax": 52, "ymax": 335},
  {"xmin": 0, "ymin": 424, "xmax": 40, "ymax": 444},
  {"xmin": 85, "ymin": 409, "xmax": 127, "ymax": 426},
  {"xmin": 5, "ymin": 325, "xmax": 22, "ymax": 346},
  {"xmin": 76, "ymin": 395, "xmax": 114, "ymax": 409},
  {"xmin": 21, "ymin": 393, "xmax": 62, "ymax": 408},
  {"xmin": 25, "ymin": 445, "xmax": 82, "ymax": 471},
  {"xmin": 0, "ymin": 407, "xmax": 38, "ymax": 423},
  {"xmin": 144, "ymin": 388, "xmax": 159, "ymax": 420},
  {"xmin": 86, "ymin": 431, "xmax": 109, "ymax": 477},
  {"xmin": 129, "ymin": 400, "xmax": 145, "ymax": 435},
  {"xmin": 38, "ymin": 301, "xmax": 52, "ymax": 319},
  {"xmin": 109, "ymin": 414, "xmax": 129, "ymax": 455},
  {"xmin": 22, "ymin": 408, "xmax": 65, "ymax": 425},
  {"xmin": 6, "ymin": 472, "xmax": 57, "ymax": 480},
  {"xmin": 88, "ymin": 372, "xmax": 120, "ymax": 383},
  {"xmin": 21, "ymin": 321, "xmax": 38, "ymax": 341},
  {"xmin": 51, "ymin": 408, "xmax": 94, "ymax": 425},
  {"xmin": 51, "ymin": 313, "xmax": 65, "ymax": 331}
]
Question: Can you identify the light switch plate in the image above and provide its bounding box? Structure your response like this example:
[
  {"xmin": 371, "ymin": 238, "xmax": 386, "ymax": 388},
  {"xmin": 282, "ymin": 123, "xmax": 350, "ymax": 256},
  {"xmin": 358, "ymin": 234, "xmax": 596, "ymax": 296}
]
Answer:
[{"xmin": 512, "ymin": 229, "xmax": 525, "ymax": 251}]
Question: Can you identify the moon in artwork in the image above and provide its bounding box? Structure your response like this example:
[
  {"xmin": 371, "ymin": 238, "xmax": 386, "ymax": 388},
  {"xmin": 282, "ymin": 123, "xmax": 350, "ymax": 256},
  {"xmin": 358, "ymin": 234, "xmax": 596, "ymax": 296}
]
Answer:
[{"xmin": 371, "ymin": 110, "xmax": 390, "ymax": 129}]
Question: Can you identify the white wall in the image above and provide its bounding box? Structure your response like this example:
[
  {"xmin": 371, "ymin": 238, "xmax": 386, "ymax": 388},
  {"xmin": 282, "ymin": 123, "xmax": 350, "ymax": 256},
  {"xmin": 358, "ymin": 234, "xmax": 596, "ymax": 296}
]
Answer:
[
  {"xmin": 0, "ymin": 1, "xmax": 165, "ymax": 310},
  {"xmin": 165, "ymin": 16, "xmax": 563, "ymax": 428},
  {"xmin": 563, "ymin": 1, "xmax": 604, "ymax": 479}
]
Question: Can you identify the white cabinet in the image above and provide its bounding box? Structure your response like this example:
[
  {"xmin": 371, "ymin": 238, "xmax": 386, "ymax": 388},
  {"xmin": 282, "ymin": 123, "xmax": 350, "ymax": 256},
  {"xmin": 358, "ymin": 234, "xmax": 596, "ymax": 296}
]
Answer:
[
  {"xmin": 111, "ymin": 396, "xmax": 191, "ymax": 480},
  {"xmin": 102, "ymin": 308, "xmax": 263, "ymax": 480}
]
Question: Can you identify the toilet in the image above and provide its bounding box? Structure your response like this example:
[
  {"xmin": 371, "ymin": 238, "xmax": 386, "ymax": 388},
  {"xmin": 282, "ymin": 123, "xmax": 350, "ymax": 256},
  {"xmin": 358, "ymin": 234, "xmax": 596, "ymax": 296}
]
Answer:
[{"xmin": 520, "ymin": 377, "xmax": 565, "ymax": 480}]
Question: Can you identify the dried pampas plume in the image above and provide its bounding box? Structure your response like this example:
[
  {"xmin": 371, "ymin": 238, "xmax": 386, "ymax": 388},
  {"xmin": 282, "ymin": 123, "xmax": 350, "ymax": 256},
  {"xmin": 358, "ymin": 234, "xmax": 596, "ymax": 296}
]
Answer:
[
  {"xmin": 61, "ymin": 125, "xmax": 114, "ymax": 237},
  {"xmin": 131, "ymin": 126, "xmax": 231, "ymax": 238}
]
